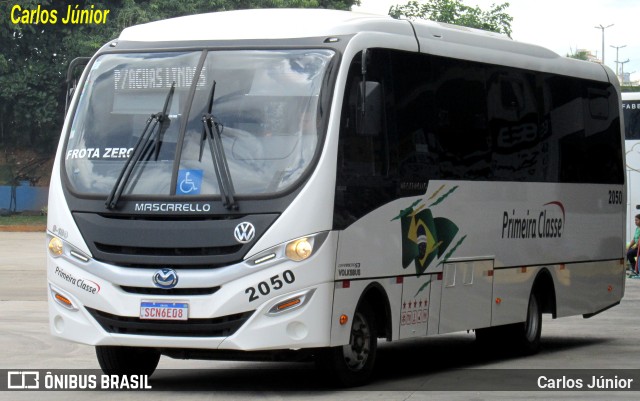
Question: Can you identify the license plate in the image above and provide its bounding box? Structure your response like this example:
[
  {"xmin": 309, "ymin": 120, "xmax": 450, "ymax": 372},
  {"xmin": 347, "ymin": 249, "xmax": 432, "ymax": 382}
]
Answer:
[{"xmin": 140, "ymin": 301, "xmax": 188, "ymax": 321}]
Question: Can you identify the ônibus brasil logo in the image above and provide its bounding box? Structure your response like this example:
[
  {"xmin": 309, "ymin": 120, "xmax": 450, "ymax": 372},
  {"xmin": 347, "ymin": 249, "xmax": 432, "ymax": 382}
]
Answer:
[{"xmin": 501, "ymin": 201, "xmax": 565, "ymax": 239}]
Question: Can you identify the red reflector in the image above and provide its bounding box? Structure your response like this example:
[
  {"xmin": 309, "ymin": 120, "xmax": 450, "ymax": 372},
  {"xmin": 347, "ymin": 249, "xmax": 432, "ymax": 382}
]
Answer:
[
  {"xmin": 521, "ymin": 267, "xmax": 527, "ymax": 273},
  {"xmin": 487, "ymin": 270, "xmax": 494, "ymax": 277},
  {"xmin": 437, "ymin": 273, "xmax": 443, "ymax": 281},
  {"xmin": 342, "ymin": 280, "xmax": 350, "ymax": 288},
  {"xmin": 396, "ymin": 276, "xmax": 404, "ymax": 284},
  {"xmin": 560, "ymin": 264, "xmax": 566, "ymax": 270}
]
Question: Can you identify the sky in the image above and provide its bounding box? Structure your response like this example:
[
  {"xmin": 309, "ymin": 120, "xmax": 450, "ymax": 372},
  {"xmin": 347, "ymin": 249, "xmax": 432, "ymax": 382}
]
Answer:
[{"xmin": 352, "ymin": 0, "xmax": 640, "ymax": 83}]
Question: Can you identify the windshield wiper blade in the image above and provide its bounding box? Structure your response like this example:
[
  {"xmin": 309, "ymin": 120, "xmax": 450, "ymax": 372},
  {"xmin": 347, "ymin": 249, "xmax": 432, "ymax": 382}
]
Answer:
[
  {"xmin": 200, "ymin": 80, "xmax": 238, "ymax": 210},
  {"xmin": 105, "ymin": 82, "xmax": 175, "ymax": 210}
]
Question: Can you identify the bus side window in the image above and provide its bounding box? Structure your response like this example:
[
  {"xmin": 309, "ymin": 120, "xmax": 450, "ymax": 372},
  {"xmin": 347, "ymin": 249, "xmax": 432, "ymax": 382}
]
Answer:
[{"xmin": 334, "ymin": 50, "xmax": 394, "ymax": 229}]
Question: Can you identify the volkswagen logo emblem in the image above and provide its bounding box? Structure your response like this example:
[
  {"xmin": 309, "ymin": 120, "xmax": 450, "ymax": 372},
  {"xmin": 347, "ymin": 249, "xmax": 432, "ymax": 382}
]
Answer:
[
  {"xmin": 234, "ymin": 222, "xmax": 255, "ymax": 244},
  {"xmin": 153, "ymin": 268, "xmax": 179, "ymax": 289}
]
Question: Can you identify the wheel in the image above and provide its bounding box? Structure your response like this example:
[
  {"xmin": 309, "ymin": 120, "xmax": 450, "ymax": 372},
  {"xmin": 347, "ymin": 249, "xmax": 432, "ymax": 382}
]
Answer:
[
  {"xmin": 511, "ymin": 291, "xmax": 542, "ymax": 354},
  {"xmin": 316, "ymin": 302, "xmax": 377, "ymax": 387},
  {"xmin": 96, "ymin": 346, "xmax": 160, "ymax": 376},
  {"xmin": 475, "ymin": 291, "xmax": 542, "ymax": 355}
]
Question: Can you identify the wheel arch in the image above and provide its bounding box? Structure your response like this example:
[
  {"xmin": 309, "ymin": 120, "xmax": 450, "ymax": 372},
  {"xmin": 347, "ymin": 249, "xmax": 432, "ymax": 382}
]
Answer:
[
  {"xmin": 358, "ymin": 282, "xmax": 392, "ymax": 341},
  {"xmin": 532, "ymin": 268, "xmax": 557, "ymax": 318}
]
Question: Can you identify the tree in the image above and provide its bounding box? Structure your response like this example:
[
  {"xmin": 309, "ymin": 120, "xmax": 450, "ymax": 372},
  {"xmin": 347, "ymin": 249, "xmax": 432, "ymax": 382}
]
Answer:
[
  {"xmin": 389, "ymin": 0, "xmax": 512, "ymax": 38},
  {"xmin": 0, "ymin": 0, "xmax": 359, "ymax": 153},
  {"xmin": 566, "ymin": 50, "xmax": 589, "ymax": 61}
]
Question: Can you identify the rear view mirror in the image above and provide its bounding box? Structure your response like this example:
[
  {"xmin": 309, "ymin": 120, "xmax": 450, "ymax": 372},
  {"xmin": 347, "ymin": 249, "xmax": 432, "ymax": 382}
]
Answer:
[
  {"xmin": 65, "ymin": 57, "xmax": 91, "ymax": 115},
  {"xmin": 356, "ymin": 81, "xmax": 382, "ymax": 136}
]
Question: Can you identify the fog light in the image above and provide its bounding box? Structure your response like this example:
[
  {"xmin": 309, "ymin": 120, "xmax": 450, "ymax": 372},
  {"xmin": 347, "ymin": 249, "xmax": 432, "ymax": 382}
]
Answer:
[
  {"xmin": 285, "ymin": 238, "xmax": 312, "ymax": 261},
  {"xmin": 48, "ymin": 237, "xmax": 64, "ymax": 257}
]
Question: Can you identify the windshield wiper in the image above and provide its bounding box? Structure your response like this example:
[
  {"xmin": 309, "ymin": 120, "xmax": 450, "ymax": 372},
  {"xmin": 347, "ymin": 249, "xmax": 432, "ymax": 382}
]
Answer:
[
  {"xmin": 105, "ymin": 82, "xmax": 175, "ymax": 210},
  {"xmin": 200, "ymin": 80, "xmax": 238, "ymax": 210}
]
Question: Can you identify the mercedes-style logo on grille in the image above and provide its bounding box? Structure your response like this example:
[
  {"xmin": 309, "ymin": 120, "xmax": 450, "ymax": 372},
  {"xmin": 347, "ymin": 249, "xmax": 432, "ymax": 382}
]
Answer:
[
  {"xmin": 152, "ymin": 268, "xmax": 179, "ymax": 289},
  {"xmin": 234, "ymin": 222, "xmax": 256, "ymax": 244}
]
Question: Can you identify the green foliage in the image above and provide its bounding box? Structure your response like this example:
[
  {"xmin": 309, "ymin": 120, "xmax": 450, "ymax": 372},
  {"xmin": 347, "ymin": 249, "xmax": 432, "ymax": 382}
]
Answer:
[
  {"xmin": 0, "ymin": 214, "xmax": 47, "ymax": 226},
  {"xmin": 566, "ymin": 50, "xmax": 590, "ymax": 61},
  {"xmin": 389, "ymin": 0, "xmax": 512, "ymax": 37},
  {"xmin": 0, "ymin": 166, "xmax": 12, "ymax": 184},
  {"xmin": 622, "ymin": 86, "xmax": 640, "ymax": 93},
  {"xmin": 0, "ymin": 0, "xmax": 358, "ymax": 153}
]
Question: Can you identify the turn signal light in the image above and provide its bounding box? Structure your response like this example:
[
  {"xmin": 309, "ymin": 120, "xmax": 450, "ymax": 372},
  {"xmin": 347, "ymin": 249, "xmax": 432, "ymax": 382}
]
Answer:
[
  {"xmin": 50, "ymin": 286, "xmax": 78, "ymax": 311},
  {"xmin": 285, "ymin": 238, "xmax": 313, "ymax": 261},
  {"xmin": 276, "ymin": 298, "xmax": 302, "ymax": 311},
  {"xmin": 48, "ymin": 237, "xmax": 64, "ymax": 257},
  {"xmin": 267, "ymin": 289, "xmax": 316, "ymax": 316},
  {"xmin": 55, "ymin": 293, "xmax": 73, "ymax": 307}
]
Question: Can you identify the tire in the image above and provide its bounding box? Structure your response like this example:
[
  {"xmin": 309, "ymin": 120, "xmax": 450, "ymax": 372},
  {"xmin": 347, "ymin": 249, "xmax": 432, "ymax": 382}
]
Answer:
[
  {"xmin": 512, "ymin": 291, "xmax": 542, "ymax": 354},
  {"xmin": 96, "ymin": 346, "xmax": 160, "ymax": 376},
  {"xmin": 475, "ymin": 291, "xmax": 542, "ymax": 355},
  {"xmin": 316, "ymin": 302, "xmax": 377, "ymax": 387}
]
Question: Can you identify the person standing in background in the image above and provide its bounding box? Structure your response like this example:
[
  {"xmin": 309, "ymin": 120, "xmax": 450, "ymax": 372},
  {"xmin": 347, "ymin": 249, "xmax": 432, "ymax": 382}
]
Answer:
[{"xmin": 627, "ymin": 214, "xmax": 640, "ymax": 277}]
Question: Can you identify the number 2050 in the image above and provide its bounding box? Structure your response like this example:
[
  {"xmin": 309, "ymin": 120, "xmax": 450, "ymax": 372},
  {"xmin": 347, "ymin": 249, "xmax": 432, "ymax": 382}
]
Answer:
[
  {"xmin": 608, "ymin": 190, "xmax": 622, "ymax": 204},
  {"xmin": 245, "ymin": 270, "xmax": 296, "ymax": 302}
]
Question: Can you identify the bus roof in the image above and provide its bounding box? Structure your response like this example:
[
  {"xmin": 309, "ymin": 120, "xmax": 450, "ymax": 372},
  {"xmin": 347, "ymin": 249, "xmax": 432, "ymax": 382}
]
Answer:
[
  {"xmin": 116, "ymin": 8, "xmax": 613, "ymax": 83},
  {"xmin": 118, "ymin": 8, "xmax": 408, "ymax": 41}
]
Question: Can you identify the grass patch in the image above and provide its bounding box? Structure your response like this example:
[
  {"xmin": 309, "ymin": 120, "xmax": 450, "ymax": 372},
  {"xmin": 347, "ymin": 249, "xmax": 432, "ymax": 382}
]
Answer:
[{"xmin": 0, "ymin": 214, "xmax": 47, "ymax": 226}]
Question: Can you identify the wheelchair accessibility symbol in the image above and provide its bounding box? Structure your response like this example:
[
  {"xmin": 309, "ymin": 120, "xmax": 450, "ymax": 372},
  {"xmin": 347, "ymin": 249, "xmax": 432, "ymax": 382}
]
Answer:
[{"xmin": 177, "ymin": 169, "xmax": 203, "ymax": 195}]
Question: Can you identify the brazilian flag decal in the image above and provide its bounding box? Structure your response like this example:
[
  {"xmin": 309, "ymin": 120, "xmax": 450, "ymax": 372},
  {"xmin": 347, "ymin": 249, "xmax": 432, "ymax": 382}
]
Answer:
[{"xmin": 392, "ymin": 196, "xmax": 460, "ymax": 275}]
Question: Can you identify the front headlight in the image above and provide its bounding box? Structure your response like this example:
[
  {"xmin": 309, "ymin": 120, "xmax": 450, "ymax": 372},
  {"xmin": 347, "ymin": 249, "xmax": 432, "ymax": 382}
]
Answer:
[
  {"xmin": 285, "ymin": 237, "xmax": 313, "ymax": 261},
  {"xmin": 248, "ymin": 232, "xmax": 329, "ymax": 267},
  {"xmin": 48, "ymin": 237, "xmax": 64, "ymax": 257},
  {"xmin": 47, "ymin": 234, "xmax": 90, "ymax": 262}
]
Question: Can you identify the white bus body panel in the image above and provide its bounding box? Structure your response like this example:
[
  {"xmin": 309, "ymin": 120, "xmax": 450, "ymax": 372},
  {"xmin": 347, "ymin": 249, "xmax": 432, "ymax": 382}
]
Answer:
[
  {"xmin": 335, "ymin": 180, "xmax": 624, "ymax": 340},
  {"xmin": 399, "ymin": 275, "xmax": 431, "ymax": 339},
  {"xmin": 439, "ymin": 260, "xmax": 493, "ymax": 334},
  {"xmin": 336, "ymin": 181, "xmax": 623, "ymax": 277}
]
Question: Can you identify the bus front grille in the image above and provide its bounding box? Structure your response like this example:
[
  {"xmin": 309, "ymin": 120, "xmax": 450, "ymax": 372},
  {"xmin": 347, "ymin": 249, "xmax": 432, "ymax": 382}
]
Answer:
[
  {"xmin": 119, "ymin": 285, "xmax": 221, "ymax": 296},
  {"xmin": 95, "ymin": 243, "xmax": 242, "ymax": 257},
  {"xmin": 72, "ymin": 211, "xmax": 279, "ymax": 267},
  {"xmin": 86, "ymin": 307, "xmax": 254, "ymax": 337}
]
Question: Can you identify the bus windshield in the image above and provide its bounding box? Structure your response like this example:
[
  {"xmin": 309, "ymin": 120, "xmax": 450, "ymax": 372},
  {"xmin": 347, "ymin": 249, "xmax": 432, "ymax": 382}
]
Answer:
[{"xmin": 64, "ymin": 49, "xmax": 335, "ymax": 199}]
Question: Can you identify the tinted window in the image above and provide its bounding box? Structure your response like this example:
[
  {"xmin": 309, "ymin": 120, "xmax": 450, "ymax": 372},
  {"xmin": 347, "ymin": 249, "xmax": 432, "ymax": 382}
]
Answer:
[
  {"xmin": 623, "ymin": 100, "xmax": 640, "ymax": 140},
  {"xmin": 334, "ymin": 49, "xmax": 624, "ymax": 228},
  {"xmin": 543, "ymin": 77, "xmax": 623, "ymax": 183}
]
